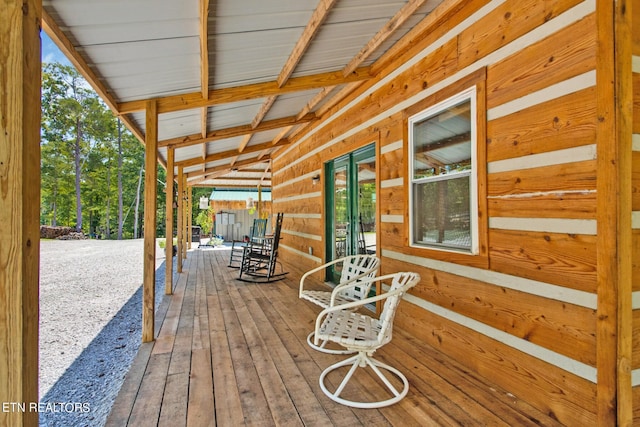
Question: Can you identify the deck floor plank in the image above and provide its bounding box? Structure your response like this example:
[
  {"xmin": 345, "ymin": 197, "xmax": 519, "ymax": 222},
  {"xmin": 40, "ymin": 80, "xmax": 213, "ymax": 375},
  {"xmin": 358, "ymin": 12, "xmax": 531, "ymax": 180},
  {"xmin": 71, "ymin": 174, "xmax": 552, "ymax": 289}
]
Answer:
[{"xmin": 109, "ymin": 247, "xmax": 565, "ymax": 427}]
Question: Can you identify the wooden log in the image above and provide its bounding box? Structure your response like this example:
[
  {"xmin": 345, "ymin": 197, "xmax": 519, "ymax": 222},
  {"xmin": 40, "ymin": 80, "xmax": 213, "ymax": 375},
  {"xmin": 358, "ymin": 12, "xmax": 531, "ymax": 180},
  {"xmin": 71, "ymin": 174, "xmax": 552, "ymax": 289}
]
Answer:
[
  {"xmin": 0, "ymin": 1, "xmax": 41, "ymax": 425},
  {"xmin": 595, "ymin": 0, "xmax": 633, "ymax": 424},
  {"xmin": 143, "ymin": 99, "xmax": 158, "ymax": 343}
]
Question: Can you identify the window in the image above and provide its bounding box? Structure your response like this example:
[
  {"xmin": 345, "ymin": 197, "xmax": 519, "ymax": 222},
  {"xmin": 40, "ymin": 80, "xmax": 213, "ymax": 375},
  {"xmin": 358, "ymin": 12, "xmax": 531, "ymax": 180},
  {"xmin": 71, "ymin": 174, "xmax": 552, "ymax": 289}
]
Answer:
[{"xmin": 409, "ymin": 87, "xmax": 478, "ymax": 254}]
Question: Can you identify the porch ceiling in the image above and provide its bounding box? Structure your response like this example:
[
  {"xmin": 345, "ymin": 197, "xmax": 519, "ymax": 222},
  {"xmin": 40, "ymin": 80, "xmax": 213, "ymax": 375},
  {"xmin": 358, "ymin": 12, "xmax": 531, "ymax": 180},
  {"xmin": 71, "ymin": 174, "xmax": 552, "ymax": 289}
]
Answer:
[{"xmin": 42, "ymin": 0, "xmax": 445, "ymax": 188}]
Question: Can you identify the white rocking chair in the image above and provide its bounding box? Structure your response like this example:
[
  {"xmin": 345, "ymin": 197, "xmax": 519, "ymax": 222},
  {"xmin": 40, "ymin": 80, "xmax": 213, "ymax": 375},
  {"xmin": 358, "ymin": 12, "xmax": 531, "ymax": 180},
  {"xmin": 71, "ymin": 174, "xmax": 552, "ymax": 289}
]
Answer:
[
  {"xmin": 313, "ymin": 272, "xmax": 420, "ymax": 408},
  {"xmin": 299, "ymin": 255, "xmax": 380, "ymax": 354}
]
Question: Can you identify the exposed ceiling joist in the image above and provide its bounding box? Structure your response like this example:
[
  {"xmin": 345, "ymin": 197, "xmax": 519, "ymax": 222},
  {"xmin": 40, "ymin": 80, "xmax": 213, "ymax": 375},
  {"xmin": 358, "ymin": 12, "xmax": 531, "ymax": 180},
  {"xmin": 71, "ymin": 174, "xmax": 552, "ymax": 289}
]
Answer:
[
  {"xmin": 187, "ymin": 156, "xmax": 270, "ymax": 180},
  {"xmin": 277, "ymin": 0, "xmax": 338, "ymax": 87},
  {"xmin": 176, "ymin": 138, "xmax": 290, "ymax": 168},
  {"xmin": 159, "ymin": 113, "xmax": 315, "ymax": 149},
  {"xmin": 117, "ymin": 67, "xmax": 372, "ymax": 115},
  {"xmin": 342, "ymin": 0, "xmax": 428, "ymax": 76}
]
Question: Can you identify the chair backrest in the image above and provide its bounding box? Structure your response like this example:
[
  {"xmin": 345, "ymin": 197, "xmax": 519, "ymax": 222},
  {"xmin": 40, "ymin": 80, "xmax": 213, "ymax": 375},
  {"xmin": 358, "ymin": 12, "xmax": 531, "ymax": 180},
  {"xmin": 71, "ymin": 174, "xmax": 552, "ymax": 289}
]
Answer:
[
  {"xmin": 376, "ymin": 272, "xmax": 420, "ymax": 346},
  {"xmin": 269, "ymin": 212, "xmax": 284, "ymax": 252},
  {"xmin": 251, "ymin": 218, "xmax": 267, "ymax": 242},
  {"xmin": 337, "ymin": 255, "xmax": 381, "ymax": 300}
]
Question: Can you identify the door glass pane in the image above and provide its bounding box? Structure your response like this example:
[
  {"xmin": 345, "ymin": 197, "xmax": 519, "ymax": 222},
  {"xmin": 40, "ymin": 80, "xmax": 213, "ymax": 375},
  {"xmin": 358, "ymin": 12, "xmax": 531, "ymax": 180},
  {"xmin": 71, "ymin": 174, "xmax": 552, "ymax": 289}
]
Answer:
[
  {"xmin": 334, "ymin": 166, "xmax": 348, "ymax": 259},
  {"xmin": 357, "ymin": 157, "xmax": 376, "ymax": 255}
]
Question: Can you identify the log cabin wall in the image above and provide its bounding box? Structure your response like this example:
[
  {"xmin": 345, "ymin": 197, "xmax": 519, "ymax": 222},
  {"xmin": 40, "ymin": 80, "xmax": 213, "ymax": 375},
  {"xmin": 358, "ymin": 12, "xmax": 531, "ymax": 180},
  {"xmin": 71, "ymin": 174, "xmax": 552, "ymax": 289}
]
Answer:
[{"xmin": 272, "ymin": 0, "xmax": 631, "ymax": 424}]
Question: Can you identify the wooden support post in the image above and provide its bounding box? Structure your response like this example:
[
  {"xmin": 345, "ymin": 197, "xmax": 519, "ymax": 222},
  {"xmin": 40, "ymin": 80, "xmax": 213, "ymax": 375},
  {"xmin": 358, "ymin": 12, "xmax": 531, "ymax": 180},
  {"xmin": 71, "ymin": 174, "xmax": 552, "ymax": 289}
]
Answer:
[
  {"xmin": 0, "ymin": 1, "xmax": 41, "ymax": 424},
  {"xmin": 182, "ymin": 173, "xmax": 188, "ymax": 260},
  {"xmin": 177, "ymin": 166, "xmax": 184, "ymax": 273},
  {"xmin": 595, "ymin": 0, "xmax": 633, "ymax": 424},
  {"xmin": 165, "ymin": 148, "xmax": 174, "ymax": 295},
  {"xmin": 188, "ymin": 186, "xmax": 193, "ymax": 249},
  {"xmin": 142, "ymin": 99, "xmax": 158, "ymax": 343}
]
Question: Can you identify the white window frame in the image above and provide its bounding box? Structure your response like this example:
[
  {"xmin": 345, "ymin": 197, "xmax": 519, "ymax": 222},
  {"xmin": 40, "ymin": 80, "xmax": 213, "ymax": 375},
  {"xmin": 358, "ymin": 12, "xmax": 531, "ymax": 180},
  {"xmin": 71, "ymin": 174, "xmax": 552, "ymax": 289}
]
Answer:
[{"xmin": 408, "ymin": 86, "xmax": 479, "ymax": 255}]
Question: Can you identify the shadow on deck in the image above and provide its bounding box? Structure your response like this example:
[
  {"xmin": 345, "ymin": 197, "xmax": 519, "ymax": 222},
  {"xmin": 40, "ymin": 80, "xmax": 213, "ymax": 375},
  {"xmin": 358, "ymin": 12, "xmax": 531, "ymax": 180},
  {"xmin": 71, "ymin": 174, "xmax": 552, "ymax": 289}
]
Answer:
[{"xmin": 106, "ymin": 248, "xmax": 561, "ymax": 426}]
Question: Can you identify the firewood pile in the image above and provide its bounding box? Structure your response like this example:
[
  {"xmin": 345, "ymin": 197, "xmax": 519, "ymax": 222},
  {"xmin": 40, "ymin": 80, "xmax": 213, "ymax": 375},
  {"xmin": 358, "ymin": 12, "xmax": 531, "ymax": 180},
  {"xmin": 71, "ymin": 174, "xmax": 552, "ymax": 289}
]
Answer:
[{"xmin": 40, "ymin": 226, "xmax": 87, "ymax": 240}]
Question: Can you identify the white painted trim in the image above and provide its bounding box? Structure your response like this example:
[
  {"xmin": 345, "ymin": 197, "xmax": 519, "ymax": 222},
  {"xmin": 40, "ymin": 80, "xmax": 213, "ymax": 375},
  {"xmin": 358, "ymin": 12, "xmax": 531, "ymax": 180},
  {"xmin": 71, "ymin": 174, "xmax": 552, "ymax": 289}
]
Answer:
[
  {"xmin": 488, "ymin": 189, "xmax": 596, "ymax": 200},
  {"xmin": 281, "ymin": 229, "xmax": 321, "ymax": 241},
  {"xmin": 633, "ymin": 56, "xmax": 640, "ymax": 73},
  {"xmin": 487, "ymin": 71, "xmax": 596, "ymax": 121},
  {"xmin": 381, "ymin": 215, "xmax": 404, "ymax": 223},
  {"xmin": 281, "ymin": 244, "xmax": 322, "ymax": 263},
  {"xmin": 285, "ymin": 213, "xmax": 322, "ymax": 219},
  {"xmin": 382, "ymin": 249, "xmax": 597, "ymax": 309},
  {"xmin": 274, "ymin": 192, "xmax": 321, "ymax": 203},
  {"xmin": 272, "ymin": 171, "xmax": 320, "ymax": 190},
  {"xmin": 381, "ymin": 178, "xmax": 403, "ymax": 188},
  {"xmin": 488, "ymin": 144, "xmax": 597, "ymax": 174},
  {"xmin": 632, "ymin": 291, "xmax": 640, "ymax": 310},
  {"xmin": 633, "ymin": 134, "xmax": 640, "ymax": 151},
  {"xmin": 274, "ymin": 0, "xmax": 594, "ymax": 178},
  {"xmin": 399, "ymin": 290, "xmax": 597, "ymax": 383},
  {"xmin": 489, "ymin": 217, "xmax": 597, "ymax": 235},
  {"xmin": 633, "ymin": 212, "xmax": 640, "ymax": 229},
  {"xmin": 381, "ymin": 140, "xmax": 403, "ymax": 154},
  {"xmin": 633, "ymin": 370, "xmax": 640, "ymax": 387}
]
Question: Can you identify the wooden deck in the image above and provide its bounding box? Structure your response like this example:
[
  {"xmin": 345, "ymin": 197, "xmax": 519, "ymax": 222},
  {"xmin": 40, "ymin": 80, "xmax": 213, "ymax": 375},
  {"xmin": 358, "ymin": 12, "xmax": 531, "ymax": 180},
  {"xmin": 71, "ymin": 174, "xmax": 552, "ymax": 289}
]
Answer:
[{"xmin": 106, "ymin": 248, "xmax": 562, "ymax": 427}]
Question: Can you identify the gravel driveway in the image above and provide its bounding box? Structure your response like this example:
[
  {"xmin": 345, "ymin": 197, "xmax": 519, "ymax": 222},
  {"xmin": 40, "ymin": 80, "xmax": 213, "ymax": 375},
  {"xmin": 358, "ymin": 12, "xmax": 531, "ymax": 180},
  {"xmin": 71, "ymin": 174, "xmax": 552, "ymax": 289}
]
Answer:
[{"xmin": 38, "ymin": 239, "xmax": 171, "ymax": 427}]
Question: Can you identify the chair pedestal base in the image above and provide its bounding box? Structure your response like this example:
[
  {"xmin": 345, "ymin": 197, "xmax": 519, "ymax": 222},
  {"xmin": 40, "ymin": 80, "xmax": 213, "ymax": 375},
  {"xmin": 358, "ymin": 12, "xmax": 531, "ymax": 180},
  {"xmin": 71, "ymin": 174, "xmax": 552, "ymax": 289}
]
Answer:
[
  {"xmin": 319, "ymin": 351, "xmax": 409, "ymax": 408},
  {"xmin": 307, "ymin": 332, "xmax": 355, "ymax": 355}
]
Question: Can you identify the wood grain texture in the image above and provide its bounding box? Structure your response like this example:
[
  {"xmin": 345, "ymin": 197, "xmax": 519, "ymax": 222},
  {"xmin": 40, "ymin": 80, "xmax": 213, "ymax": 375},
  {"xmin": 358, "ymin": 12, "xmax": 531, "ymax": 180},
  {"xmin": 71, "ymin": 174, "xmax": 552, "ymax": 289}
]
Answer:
[
  {"xmin": 487, "ymin": 87, "xmax": 597, "ymax": 163},
  {"xmin": 384, "ymin": 257, "xmax": 597, "ymax": 366},
  {"xmin": 0, "ymin": 1, "xmax": 41, "ymax": 425},
  {"xmin": 457, "ymin": 0, "xmax": 584, "ymax": 70},
  {"xmin": 489, "ymin": 228, "xmax": 597, "ymax": 293},
  {"xmin": 486, "ymin": 12, "xmax": 596, "ymax": 109},
  {"xmin": 143, "ymin": 100, "xmax": 158, "ymax": 343},
  {"xmin": 395, "ymin": 302, "xmax": 597, "ymax": 426}
]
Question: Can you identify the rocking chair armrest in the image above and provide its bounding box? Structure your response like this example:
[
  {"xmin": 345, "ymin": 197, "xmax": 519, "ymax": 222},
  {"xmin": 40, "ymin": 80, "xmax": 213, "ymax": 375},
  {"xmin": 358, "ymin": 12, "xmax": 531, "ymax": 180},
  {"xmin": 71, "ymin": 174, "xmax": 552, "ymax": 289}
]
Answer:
[{"xmin": 299, "ymin": 255, "xmax": 361, "ymax": 298}]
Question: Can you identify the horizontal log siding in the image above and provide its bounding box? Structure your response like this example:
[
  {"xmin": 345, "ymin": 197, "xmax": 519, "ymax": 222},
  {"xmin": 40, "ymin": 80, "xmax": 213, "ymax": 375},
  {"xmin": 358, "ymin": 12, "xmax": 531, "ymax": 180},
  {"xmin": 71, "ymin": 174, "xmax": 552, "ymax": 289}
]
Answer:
[{"xmin": 273, "ymin": 0, "xmax": 599, "ymax": 424}]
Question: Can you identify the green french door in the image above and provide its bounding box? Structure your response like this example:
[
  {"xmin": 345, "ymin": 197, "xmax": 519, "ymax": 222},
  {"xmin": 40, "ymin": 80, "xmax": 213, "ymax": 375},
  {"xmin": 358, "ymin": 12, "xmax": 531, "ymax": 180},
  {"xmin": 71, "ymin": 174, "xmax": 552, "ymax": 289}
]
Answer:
[{"xmin": 325, "ymin": 144, "xmax": 376, "ymax": 283}]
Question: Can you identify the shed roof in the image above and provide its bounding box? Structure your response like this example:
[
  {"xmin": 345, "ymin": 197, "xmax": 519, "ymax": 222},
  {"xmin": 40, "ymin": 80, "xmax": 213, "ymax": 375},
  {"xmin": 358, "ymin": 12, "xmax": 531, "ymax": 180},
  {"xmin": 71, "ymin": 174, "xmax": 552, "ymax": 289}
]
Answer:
[
  {"xmin": 42, "ymin": 0, "xmax": 446, "ymax": 188},
  {"xmin": 210, "ymin": 190, "xmax": 272, "ymax": 202}
]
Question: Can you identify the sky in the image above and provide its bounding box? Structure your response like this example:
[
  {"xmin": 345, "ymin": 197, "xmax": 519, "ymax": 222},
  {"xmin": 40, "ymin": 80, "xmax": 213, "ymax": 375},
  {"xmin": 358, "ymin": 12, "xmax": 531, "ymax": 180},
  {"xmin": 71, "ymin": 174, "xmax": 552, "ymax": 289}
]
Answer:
[{"xmin": 42, "ymin": 32, "xmax": 71, "ymax": 66}]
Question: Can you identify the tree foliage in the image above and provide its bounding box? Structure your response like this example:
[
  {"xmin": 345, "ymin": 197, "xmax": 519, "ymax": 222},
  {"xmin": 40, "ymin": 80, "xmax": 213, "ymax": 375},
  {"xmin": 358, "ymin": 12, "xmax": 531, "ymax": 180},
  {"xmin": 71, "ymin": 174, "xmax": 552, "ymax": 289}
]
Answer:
[{"xmin": 41, "ymin": 62, "xmax": 167, "ymax": 238}]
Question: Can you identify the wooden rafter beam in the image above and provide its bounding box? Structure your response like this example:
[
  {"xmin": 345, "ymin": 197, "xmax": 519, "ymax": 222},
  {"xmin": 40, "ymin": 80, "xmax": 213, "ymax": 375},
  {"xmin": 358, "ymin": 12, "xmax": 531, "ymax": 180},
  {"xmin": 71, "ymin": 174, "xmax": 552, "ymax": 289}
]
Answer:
[
  {"xmin": 188, "ymin": 156, "xmax": 271, "ymax": 180},
  {"xmin": 342, "ymin": 0, "xmax": 428, "ymax": 76},
  {"xmin": 239, "ymin": 95, "xmax": 277, "ymax": 153},
  {"xmin": 176, "ymin": 138, "xmax": 290, "ymax": 168},
  {"xmin": 200, "ymin": 0, "xmax": 210, "ymax": 99},
  {"xmin": 159, "ymin": 113, "xmax": 315, "ymax": 149},
  {"xmin": 277, "ymin": 0, "xmax": 338, "ymax": 87},
  {"xmin": 118, "ymin": 66, "xmax": 372, "ymax": 114}
]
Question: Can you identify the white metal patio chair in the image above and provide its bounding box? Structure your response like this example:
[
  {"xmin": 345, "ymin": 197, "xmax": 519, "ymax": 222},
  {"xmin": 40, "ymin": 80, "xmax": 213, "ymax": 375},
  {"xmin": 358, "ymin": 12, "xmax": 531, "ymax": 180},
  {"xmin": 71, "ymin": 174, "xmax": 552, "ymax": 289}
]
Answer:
[
  {"xmin": 299, "ymin": 254, "xmax": 380, "ymax": 354},
  {"xmin": 313, "ymin": 271, "xmax": 420, "ymax": 408}
]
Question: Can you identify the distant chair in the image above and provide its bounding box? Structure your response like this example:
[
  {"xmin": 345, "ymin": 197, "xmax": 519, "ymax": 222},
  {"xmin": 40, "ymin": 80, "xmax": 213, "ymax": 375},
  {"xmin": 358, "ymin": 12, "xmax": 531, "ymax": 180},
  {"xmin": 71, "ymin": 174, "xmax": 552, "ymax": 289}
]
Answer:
[
  {"xmin": 228, "ymin": 218, "xmax": 267, "ymax": 268},
  {"xmin": 313, "ymin": 272, "xmax": 420, "ymax": 408},
  {"xmin": 299, "ymin": 254, "xmax": 380, "ymax": 354},
  {"xmin": 238, "ymin": 213, "xmax": 287, "ymax": 282}
]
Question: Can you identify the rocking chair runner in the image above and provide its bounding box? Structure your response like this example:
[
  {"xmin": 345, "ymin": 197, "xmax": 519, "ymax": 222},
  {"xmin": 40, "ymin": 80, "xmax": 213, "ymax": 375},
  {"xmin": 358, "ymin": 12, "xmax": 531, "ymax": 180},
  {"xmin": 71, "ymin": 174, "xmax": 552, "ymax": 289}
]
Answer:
[
  {"xmin": 238, "ymin": 213, "xmax": 287, "ymax": 282},
  {"xmin": 313, "ymin": 271, "xmax": 420, "ymax": 408},
  {"xmin": 299, "ymin": 254, "xmax": 380, "ymax": 354}
]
